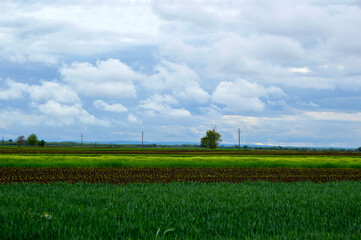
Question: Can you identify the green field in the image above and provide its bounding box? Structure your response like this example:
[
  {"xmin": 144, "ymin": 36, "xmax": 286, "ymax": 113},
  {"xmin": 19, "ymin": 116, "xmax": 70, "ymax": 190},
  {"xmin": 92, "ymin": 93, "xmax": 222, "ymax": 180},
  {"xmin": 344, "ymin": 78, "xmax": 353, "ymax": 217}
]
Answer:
[
  {"xmin": 1, "ymin": 148, "xmax": 361, "ymax": 239},
  {"xmin": 1, "ymin": 182, "xmax": 361, "ymax": 239},
  {"xmin": 1, "ymin": 154, "xmax": 361, "ymax": 168}
]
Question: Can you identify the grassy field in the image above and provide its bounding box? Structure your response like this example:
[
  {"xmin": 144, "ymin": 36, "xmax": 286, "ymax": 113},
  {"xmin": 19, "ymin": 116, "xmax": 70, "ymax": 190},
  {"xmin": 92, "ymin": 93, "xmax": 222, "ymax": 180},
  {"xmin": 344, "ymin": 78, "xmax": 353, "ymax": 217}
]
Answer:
[
  {"xmin": 1, "ymin": 153, "xmax": 361, "ymax": 168},
  {"xmin": 1, "ymin": 182, "xmax": 360, "ymax": 239}
]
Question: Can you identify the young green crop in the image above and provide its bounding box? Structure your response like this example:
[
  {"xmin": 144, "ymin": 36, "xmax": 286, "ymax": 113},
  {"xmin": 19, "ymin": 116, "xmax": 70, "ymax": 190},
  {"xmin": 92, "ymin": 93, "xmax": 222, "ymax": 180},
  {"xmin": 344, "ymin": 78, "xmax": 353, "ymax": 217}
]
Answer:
[
  {"xmin": 1, "ymin": 182, "xmax": 361, "ymax": 239},
  {"xmin": 1, "ymin": 154, "xmax": 361, "ymax": 168}
]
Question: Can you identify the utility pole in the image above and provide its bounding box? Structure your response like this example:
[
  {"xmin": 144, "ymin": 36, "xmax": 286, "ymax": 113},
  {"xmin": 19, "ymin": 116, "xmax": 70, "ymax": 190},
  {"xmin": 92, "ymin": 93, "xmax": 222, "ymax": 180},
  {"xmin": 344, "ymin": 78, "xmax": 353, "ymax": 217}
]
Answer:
[
  {"xmin": 238, "ymin": 129, "xmax": 241, "ymax": 150},
  {"xmin": 81, "ymin": 133, "xmax": 83, "ymax": 145},
  {"xmin": 1, "ymin": 136, "xmax": 4, "ymax": 146},
  {"xmin": 141, "ymin": 131, "xmax": 144, "ymax": 148}
]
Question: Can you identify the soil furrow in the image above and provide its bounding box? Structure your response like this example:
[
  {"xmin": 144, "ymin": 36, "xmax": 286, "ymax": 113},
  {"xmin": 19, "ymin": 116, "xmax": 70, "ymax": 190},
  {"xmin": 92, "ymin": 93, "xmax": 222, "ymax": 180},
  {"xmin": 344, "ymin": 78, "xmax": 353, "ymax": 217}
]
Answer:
[{"xmin": 2, "ymin": 167, "xmax": 361, "ymax": 184}]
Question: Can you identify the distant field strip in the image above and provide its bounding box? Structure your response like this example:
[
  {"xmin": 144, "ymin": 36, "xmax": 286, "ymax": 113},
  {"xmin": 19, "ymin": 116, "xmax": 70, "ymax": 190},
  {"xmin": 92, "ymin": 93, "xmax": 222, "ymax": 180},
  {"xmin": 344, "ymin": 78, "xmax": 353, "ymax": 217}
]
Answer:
[
  {"xmin": 1, "ymin": 154, "xmax": 361, "ymax": 168},
  {"xmin": 2, "ymin": 167, "xmax": 361, "ymax": 184},
  {"xmin": 1, "ymin": 147, "xmax": 361, "ymax": 156}
]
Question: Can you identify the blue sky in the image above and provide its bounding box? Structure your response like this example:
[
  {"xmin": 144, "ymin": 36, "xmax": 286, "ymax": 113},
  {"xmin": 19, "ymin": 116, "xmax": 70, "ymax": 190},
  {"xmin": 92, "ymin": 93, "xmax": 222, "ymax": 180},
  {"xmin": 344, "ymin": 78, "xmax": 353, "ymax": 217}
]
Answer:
[{"xmin": 1, "ymin": 0, "xmax": 361, "ymax": 147}]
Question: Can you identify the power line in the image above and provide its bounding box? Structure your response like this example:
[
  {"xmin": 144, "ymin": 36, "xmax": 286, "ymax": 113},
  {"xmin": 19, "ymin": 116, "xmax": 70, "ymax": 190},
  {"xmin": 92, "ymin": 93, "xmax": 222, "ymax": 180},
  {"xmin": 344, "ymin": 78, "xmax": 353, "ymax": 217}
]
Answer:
[
  {"xmin": 238, "ymin": 129, "xmax": 241, "ymax": 150},
  {"xmin": 141, "ymin": 131, "xmax": 144, "ymax": 148}
]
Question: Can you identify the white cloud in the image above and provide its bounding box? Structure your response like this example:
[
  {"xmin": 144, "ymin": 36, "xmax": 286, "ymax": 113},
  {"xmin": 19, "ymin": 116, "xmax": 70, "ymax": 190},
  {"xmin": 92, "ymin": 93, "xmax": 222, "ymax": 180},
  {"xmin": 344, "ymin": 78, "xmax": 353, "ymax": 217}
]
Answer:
[
  {"xmin": 289, "ymin": 67, "xmax": 311, "ymax": 74},
  {"xmin": 0, "ymin": 1, "xmax": 162, "ymax": 63},
  {"xmin": 93, "ymin": 100, "xmax": 128, "ymax": 113},
  {"xmin": 60, "ymin": 59, "xmax": 142, "ymax": 98},
  {"xmin": 37, "ymin": 101, "xmax": 79, "ymax": 117},
  {"xmin": 159, "ymin": 34, "xmax": 312, "ymax": 88},
  {"xmin": 337, "ymin": 65, "xmax": 344, "ymax": 71},
  {"xmin": 304, "ymin": 111, "xmax": 361, "ymax": 122},
  {"xmin": 297, "ymin": 101, "xmax": 319, "ymax": 108},
  {"xmin": 0, "ymin": 108, "xmax": 45, "ymax": 129},
  {"xmin": 28, "ymin": 81, "xmax": 80, "ymax": 103},
  {"xmin": 155, "ymin": 2, "xmax": 361, "ymax": 90},
  {"xmin": 128, "ymin": 113, "xmax": 141, "ymax": 123},
  {"xmin": 152, "ymin": 0, "xmax": 241, "ymax": 28},
  {"xmin": 0, "ymin": 79, "xmax": 80, "ymax": 103},
  {"xmin": 210, "ymin": 33, "xmax": 307, "ymax": 70},
  {"xmin": 0, "ymin": 79, "xmax": 28, "ymax": 100},
  {"xmin": 138, "ymin": 94, "xmax": 191, "ymax": 118},
  {"xmin": 221, "ymin": 115, "xmax": 261, "ymax": 128},
  {"xmin": 212, "ymin": 79, "xmax": 285, "ymax": 112},
  {"xmin": 160, "ymin": 39, "xmax": 205, "ymax": 65},
  {"xmin": 36, "ymin": 100, "xmax": 110, "ymax": 127},
  {"xmin": 144, "ymin": 60, "xmax": 209, "ymax": 103}
]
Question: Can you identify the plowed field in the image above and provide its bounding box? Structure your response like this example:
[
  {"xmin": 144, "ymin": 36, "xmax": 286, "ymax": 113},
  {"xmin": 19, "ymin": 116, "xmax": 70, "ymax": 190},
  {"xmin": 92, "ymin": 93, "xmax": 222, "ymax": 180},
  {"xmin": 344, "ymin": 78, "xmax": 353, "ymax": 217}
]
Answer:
[{"xmin": 2, "ymin": 167, "xmax": 361, "ymax": 184}]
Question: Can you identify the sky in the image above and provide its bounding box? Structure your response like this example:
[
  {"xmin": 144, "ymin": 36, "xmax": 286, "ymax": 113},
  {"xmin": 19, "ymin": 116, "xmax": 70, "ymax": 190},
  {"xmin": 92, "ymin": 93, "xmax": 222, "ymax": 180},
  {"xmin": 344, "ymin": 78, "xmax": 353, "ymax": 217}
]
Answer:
[{"xmin": 1, "ymin": 0, "xmax": 361, "ymax": 147}]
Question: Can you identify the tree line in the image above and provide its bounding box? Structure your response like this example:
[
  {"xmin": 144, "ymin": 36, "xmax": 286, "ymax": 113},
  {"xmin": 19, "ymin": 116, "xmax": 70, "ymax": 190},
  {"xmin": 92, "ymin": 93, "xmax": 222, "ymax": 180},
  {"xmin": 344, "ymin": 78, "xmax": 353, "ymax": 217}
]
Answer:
[{"xmin": 1, "ymin": 134, "xmax": 45, "ymax": 147}]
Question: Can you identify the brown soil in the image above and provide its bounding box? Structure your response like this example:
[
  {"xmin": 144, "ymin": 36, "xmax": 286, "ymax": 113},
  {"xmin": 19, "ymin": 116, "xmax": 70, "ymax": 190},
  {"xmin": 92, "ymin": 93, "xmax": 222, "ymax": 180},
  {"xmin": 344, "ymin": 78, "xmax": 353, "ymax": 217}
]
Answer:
[{"xmin": 1, "ymin": 167, "xmax": 361, "ymax": 184}]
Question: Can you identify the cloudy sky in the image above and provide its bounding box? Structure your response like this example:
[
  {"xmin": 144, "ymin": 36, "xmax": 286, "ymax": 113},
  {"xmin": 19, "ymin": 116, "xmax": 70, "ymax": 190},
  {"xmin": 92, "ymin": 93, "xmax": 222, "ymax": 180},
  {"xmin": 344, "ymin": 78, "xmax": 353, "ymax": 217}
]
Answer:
[{"xmin": 1, "ymin": 0, "xmax": 361, "ymax": 147}]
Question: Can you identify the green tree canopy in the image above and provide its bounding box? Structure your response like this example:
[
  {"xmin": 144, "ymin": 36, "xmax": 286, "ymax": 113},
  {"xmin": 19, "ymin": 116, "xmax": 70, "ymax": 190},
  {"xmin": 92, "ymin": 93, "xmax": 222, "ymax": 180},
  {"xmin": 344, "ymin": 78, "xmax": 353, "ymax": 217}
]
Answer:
[
  {"xmin": 27, "ymin": 133, "xmax": 38, "ymax": 146},
  {"xmin": 38, "ymin": 140, "xmax": 46, "ymax": 147},
  {"xmin": 200, "ymin": 127, "xmax": 222, "ymax": 149}
]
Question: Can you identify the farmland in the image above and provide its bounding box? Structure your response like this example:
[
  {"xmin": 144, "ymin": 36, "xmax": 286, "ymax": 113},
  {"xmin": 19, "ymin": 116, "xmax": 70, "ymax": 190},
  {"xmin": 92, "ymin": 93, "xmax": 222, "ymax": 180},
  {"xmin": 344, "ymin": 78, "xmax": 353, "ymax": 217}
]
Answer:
[
  {"xmin": 1, "ymin": 146, "xmax": 361, "ymax": 156},
  {"xmin": 2, "ymin": 167, "xmax": 361, "ymax": 184},
  {"xmin": 1, "ymin": 182, "xmax": 361, "ymax": 239},
  {"xmin": 1, "ymin": 152, "xmax": 361, "ymax": 168},
  {"xmin": 1, "ymin": 147, "xmax": 361, "ymax": 239}
]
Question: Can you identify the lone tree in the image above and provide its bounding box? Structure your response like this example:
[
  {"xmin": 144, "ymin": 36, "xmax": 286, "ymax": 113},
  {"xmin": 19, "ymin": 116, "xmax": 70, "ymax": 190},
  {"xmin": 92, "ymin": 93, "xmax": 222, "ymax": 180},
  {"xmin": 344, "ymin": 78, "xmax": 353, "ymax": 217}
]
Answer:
[
  {"xmin": 16, "ymin": 135, "xmax": 25, "ymax": 147},
  {"xmin": 200, "ymin": 126, "xmax": 222, "ymax": 149},
  {"xmin": 27, "ymin": 133, "xmax": 38, "ymax": 146}
]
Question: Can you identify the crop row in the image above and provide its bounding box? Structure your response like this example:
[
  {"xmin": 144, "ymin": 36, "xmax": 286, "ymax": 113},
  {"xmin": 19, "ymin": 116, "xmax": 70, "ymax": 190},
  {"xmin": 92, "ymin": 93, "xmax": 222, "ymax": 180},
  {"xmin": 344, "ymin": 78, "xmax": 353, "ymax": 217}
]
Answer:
[
  {"xmin": 1, "ymin": 167, "xmax": 361, "ymax": 184},
  {"xmin": 1, "ymin": 148, "xmax": 360, "ymax": 156}
]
